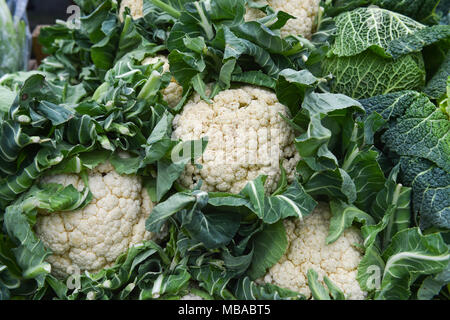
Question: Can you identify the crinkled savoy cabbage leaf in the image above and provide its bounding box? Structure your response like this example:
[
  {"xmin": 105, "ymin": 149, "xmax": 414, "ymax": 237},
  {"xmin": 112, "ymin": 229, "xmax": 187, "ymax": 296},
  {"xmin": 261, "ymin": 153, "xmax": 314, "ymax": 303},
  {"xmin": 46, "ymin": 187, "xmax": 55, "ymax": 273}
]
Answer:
[
  {"xmin": 361, "ymin": 91, "xmax": 450, "ymax": 231},
  {"xmin": 331, "ymin": 7, "xmax": 424, "ymax": 58},
  {"xmin": 324, "ymin": 51, "xmax": 426, "ymax": 99},
  {"xmin": 326, "ymin": 0, "xmax": 442, "ymax": 24}
]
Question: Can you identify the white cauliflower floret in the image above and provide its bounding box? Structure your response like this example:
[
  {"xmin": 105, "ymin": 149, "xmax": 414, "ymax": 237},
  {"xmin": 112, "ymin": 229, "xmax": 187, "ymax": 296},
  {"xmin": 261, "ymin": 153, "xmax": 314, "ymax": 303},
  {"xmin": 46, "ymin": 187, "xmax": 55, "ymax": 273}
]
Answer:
[
  {"xmin": 262, "ymin": 202, "xmax": 367, "ymax": 300},
  {"xmin": 245, "ymin": 0, "xmax": 321, "ymax": 39},
  {"xmin": 142, "ymin": 55, "xmax": 183, "ymax": 109},
  {"xmin": 35, "ymin": 161, "xmax": 164, "ymax": 278},
  {"xmin": 172, "ymin": 85, "xmax": 300, "ymax": 194},
  {"xmin": 142, "ymin": 55, "xmax": 170, "ymax": 73},
  {"xmin": 119, "ymin": 0, "xmax": 143, "ymax": 21}
]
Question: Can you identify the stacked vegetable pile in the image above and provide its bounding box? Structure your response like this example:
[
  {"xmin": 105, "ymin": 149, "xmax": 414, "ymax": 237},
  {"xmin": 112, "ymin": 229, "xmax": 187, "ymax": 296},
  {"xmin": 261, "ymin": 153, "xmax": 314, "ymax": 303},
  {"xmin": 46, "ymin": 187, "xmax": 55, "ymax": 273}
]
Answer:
[{"xmin": 0, "ymin": 0, "xmax": 449, "ymax": 300}]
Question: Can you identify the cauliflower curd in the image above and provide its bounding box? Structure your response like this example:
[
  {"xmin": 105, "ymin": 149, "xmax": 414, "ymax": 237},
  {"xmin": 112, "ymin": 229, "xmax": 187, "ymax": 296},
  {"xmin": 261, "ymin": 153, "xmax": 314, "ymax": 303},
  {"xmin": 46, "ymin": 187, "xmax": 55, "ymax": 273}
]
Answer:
[
  {"xmin": 172, "ymin": 85, "xmax": 300, "ymax": 194},
  {"xmin": 142, "ymin": 55, "xmax": 183, "ymax": 108},
  {"xmin": 245, "ymin": 0, "xmax": 321, "ymax": 39},
  {"xmin": 35, "ymin": 161, "xmax": 161, "ymax": 278},
  {"xmin": 262, "ymin": 202, "xmax": 367, "ymax": 300},
  {"xmin": 119, "ymin": 0, "xmax": 143, "ymax": 21}
]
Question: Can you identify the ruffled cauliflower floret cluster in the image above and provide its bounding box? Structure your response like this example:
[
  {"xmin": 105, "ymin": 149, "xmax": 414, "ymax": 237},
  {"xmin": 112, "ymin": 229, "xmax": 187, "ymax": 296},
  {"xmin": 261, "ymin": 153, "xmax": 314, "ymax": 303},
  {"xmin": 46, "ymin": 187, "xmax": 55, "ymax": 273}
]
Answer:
[
  {"xmin": 142, "ymin": 55, "xmax": 183, "ymax": 109},
  {"xmin": 172, "ymin": 85, "xmax": 300, "ymax": 194},
  {"xmin": 262, "ymin": 202, "xmax": 367, "ymax": 300},
  {"xmin": 119, "ymin": 0, "xmax": 143, "ymax": 21},
  {"xmin": 245, "ymin": 0, "xmax": 321, "ymax": 39},
  {"xmin": 35, "ymin": 161, "xmax": 163, "ymax": 278}
]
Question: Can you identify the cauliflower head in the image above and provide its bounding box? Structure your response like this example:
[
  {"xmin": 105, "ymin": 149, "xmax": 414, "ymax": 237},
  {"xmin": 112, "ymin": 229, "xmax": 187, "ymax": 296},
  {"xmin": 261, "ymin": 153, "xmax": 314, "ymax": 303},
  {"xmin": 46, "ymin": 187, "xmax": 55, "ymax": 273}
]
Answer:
[
  {"xmin": 172, "ymin": 85, "xmax": 300, "ymax": 194},
  {"xmin": 245, "ymin": 0, "xmax": 321, "ymax": 39},
  {"xmin": 35, "ymin": 161, "xmax": 163, "ymax": 278},
  {"xmin": 142, "ymin": 55, "xmax": 183, "ymax": 109},
  {"xmin": 262, "ymin": 202, "xmax": 367, "ymax": 300},
  {"xmin": 119, "ymin": 0, "xmax": 143, "ymax": 21}
]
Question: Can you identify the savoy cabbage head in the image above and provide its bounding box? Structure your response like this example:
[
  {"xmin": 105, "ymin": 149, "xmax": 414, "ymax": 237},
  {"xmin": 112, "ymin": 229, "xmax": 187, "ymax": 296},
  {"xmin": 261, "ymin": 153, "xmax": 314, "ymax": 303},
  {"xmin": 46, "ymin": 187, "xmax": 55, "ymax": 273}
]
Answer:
[
  {"xmin": 360, "ymin": 89, "xmax": 450, "ymax": 231},
  {"xmin": 323, "ymin": 6, "xmax": 450, "ymax": 99},
  {"xmin": 327, "ymin": 0, "xmax": 444, "ymax": 24}
]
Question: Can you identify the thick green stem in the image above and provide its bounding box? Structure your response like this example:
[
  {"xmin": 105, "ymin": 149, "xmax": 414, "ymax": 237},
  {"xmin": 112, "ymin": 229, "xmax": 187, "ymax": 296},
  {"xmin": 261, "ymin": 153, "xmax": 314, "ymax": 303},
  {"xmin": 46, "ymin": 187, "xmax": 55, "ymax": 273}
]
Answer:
[
  {"xmin": 282, "ymin": 41, "xmax": 305, "ymax": 57},
  {"xmin": 149, "ymin": 0, "xmax": 181, "ymax": 19},
  {"xmin": 22, "ymin": 197, "xmax": 40, "ymax": 213},
  {"xmin": 23, "ymin": 262, "xmax": 51, "ymax": 279},
  {"xmin": 392, "ymin": 183, "xmax": 403, "ymax": 205},
  {"xmin": 120, "ymin": 15, "xmax": 132, "ymax": 43},
  {"xmin": 138, "ymin": 70, "xmax": 162, "ymax": 102},
  {"xmin": 99, "ymin": 135, "xmax": 113, "ymax": 151},
  {"xmin": 144, "ymin": 59, "xmax": 166, "ymax": 77},
  {"xmin": 383, "ymin": 184, "xmax": 403, "ymax": 249},
  {"xmin": 342, "ymin": 146, "xmax": 359, "ymax": 171},
  {"xmin": 110, "ymin": 123, "xmax": 132, "ymax": 136},
  {"xmin": 92, "ymin": 82, "xmax": 109, "ymax": 102},
  {"xmin": 221, "ymin": 288, "xmax": 237, "ymax": 300},
  {"xmin": 194, "ymin": 2, "xmax": 214, "ymax": 40}
]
